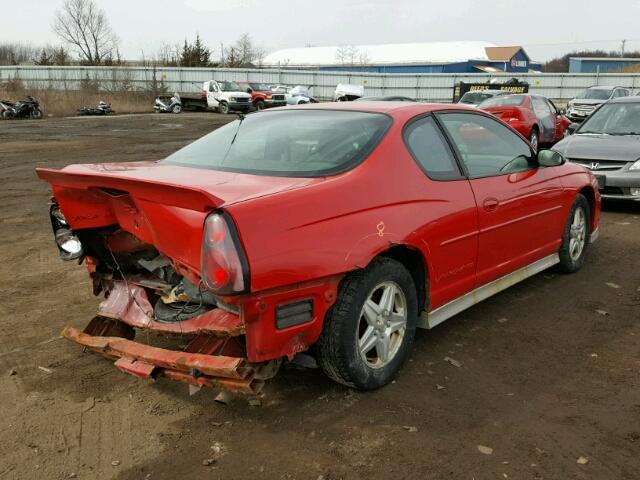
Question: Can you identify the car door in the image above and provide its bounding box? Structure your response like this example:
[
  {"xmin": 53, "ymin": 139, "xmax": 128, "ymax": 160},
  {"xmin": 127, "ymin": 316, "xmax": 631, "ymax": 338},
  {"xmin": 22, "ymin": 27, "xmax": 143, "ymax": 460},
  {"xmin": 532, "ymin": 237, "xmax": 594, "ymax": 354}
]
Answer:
[
  {"xmin": 403, "ymin": 115, "xmax": 479, "ymax": 310},
  {"xmin": 546, "ymin": 99, "xmax": 567, "ymax": 141},
  {"xmin": 436, "ymin": 111, "xmax": 566, "ymax": 287},
  {"xmin": 531, "ymin": 96, "xmax": 555, "ymax": 143},
  {"xmin": 206, "ymin": 82, "xmax": 220, "ymax": 108}
]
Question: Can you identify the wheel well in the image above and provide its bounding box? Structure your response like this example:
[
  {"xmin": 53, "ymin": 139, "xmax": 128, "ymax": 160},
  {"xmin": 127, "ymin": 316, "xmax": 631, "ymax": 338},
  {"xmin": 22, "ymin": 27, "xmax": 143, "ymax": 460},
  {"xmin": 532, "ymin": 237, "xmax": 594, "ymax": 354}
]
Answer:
[
  {"xmin": 377, "ymin": 245, "xmax": 429, "ymax": 312},
  {"xmin": 578, "ymin": 186, "xmax": 596, "ymax": 227}
]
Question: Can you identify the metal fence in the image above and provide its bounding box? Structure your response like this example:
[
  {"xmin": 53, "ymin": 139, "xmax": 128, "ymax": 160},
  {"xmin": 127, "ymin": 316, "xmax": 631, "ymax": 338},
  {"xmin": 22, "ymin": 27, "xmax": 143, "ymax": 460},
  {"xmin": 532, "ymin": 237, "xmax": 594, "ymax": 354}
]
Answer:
[{"xmin": 2, "ymin": 65, "xmax": 640, "ymax": 102}]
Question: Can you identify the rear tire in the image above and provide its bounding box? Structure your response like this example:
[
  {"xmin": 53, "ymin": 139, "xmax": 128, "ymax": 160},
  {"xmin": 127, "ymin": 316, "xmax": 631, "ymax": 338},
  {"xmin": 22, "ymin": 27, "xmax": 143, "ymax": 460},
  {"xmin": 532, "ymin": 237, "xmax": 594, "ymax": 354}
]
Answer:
[
  {"xmin": 556, "ymin": 194, "xmax": 590, "ymax": 273},
  {"xmin": 171, "ymin": 104, "xmax": 182, "ymax": 114},
  {"xmin": 316, "ymin": 257, "xmax": 418, "ymax": 390}
]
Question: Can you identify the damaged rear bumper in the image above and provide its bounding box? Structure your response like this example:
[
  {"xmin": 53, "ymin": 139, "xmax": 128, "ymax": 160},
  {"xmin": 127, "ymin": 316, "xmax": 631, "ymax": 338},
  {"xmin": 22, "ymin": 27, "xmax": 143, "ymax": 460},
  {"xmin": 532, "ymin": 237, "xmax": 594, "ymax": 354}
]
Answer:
[
  {"xmin": 62, "ymin": 276, "xmax": 341, "ymax": 394},
  {"xmin": 63, "ymin": 317, "xmax": 264, "ymax": 394}
]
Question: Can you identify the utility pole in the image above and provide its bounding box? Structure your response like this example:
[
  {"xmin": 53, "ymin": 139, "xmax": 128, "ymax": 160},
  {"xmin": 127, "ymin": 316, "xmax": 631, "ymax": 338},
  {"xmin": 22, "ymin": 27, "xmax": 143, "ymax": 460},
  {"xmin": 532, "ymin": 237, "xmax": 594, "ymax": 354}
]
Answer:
[
  {"xmin": 220, "ymin": 42, "xmax": 224, "ymax": 66},
  {"xmin": 621, "ymin": 39, "xmax": 627, "ymax": 57}
]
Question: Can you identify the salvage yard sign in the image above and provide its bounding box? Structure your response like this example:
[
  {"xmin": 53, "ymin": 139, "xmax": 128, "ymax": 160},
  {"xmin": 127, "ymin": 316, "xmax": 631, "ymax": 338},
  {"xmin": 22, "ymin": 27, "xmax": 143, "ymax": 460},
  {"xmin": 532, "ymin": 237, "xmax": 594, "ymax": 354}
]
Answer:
[{"xmin": 453, "ymin": 81, "xmax": 529, "ymax": 103}]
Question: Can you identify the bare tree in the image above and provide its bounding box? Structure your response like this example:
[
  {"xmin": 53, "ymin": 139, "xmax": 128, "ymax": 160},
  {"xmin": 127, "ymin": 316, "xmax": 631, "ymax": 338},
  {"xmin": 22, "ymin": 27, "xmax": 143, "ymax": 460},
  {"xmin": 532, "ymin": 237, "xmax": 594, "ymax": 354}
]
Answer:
[
  {"xmin": 223, "ymin": 33, "xmax": 265, "ymax": 67},
  {"xmin": 335, "ymin": 45, "xmax": 361, "ymax": 67},
  {"xmin": 358, "ymin": 50, "xmax": 370, "ymax": 66},
  {"xmin": 0, "ymin": 42, "xmax": 38, "ymax": 65},
  {"xmin": 53, "ymin": 0, "xmax": 118, "ymax": 65},
  {"xmin": 334, "ymin": 45, "xmax": 350, "ymax": 66}
]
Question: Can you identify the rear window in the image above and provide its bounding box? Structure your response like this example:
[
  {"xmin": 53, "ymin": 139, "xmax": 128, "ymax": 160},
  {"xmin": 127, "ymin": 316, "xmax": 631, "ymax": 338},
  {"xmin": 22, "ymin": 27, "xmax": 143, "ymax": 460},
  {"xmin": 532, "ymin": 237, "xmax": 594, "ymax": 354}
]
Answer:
[
  {"xmin": 459, "ymin": 91, "xmax": 501, "ymax": 105},
  {"xmin": 161, "ymin": 110, "xmax": 392, "ymax": 177},
  {"xmin": 478, "ymin": 95, "xmax": 525, "ymax": 108},
  {"xmin": 577, "ymin": 88, "xmax": 613, "ymax": 100}
]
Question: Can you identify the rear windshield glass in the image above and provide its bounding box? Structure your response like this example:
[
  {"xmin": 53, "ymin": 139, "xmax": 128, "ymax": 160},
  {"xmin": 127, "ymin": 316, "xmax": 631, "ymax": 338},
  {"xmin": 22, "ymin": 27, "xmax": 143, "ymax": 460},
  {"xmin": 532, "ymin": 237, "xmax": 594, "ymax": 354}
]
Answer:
[
  {"xmin": 478, "ymin": 95, "xmax": 525, "ymax": 108},
  {"xmin": 161, "ymin": 110, "xmax": 392, "ymax": 177},
  {"xmin": 577, "ymin": 88, "xmax": 613, "ymax": 100},
  {"xmin": 459, "ymin": 91, "xmax": 501, "ymax": 104}
]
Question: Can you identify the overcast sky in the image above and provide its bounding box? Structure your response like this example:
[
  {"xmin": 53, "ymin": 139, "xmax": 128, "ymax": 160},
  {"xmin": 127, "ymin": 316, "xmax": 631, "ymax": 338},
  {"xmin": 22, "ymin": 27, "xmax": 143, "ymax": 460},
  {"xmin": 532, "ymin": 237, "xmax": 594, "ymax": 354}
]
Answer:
[{"xmin": 1, "ymin": 0, "xmax": 639, "ymax": 62}]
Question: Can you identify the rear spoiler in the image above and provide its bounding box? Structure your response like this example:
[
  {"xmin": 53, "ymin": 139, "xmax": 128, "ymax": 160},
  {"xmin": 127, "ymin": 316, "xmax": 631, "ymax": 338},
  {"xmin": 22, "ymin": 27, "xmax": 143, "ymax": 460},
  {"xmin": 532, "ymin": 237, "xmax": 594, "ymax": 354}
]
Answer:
[{"xmin": 36, "ymin": 167, "xmax": 223, "ymax": 212}]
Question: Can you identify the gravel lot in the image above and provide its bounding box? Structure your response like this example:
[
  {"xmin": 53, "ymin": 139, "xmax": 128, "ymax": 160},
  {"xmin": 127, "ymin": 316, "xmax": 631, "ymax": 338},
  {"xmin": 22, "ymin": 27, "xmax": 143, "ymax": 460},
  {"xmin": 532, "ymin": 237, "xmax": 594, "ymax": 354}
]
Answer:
[{"xmin": 1, "ymin": 112, "xmax": 639, "ymax": 480}]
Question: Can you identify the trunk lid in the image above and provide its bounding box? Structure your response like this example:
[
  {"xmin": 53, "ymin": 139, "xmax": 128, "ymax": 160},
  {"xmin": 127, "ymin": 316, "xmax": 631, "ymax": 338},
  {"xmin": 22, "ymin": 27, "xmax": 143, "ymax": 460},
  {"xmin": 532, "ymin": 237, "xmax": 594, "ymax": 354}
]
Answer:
[
  {"xmin": 37, "ymin": 161, "xmax": 319, "ymax": 212},
  {"xmin": 37, "ymin": 161, "xmax": 321, "ymax": 275}
]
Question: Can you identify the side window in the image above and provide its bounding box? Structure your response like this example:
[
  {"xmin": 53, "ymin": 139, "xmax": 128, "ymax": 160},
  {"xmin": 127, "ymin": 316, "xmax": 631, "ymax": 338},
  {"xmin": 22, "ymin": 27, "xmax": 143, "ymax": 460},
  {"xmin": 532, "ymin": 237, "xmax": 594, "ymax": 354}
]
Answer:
[
  {"xmin": 437, "ymin": 112, "xmax": 534, "ymax": 178},
  {"xmin": 209, "ymin": 83, "xmax": 218, "ymax": 93},
  {"xmin": 404, "ymin": 116, "xmax": 462, "ymax": 180},
  {"xmin": 532, "ymin": 97, "xmax": 551, "ymax": 119}
]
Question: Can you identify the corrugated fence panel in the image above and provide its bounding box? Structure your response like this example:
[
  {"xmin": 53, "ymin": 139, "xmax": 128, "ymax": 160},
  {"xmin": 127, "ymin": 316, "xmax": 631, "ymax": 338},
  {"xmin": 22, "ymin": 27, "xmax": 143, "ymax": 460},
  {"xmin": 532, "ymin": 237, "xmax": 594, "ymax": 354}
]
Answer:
[{"xmin": 2, "ymin": 66, "xmax": 640, "ymax": 101}]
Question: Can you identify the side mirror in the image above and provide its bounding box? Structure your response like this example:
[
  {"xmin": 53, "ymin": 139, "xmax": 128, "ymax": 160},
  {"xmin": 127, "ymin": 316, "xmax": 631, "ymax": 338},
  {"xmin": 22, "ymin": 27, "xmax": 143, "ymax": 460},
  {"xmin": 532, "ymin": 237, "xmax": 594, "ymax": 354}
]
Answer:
[
  {"xmin": 566, "ymin": 122, "xmax": 579, "ymax": 135},
  {"xmin": 537, "ymin": 149, "xmax": 565, "ymax": 167}
]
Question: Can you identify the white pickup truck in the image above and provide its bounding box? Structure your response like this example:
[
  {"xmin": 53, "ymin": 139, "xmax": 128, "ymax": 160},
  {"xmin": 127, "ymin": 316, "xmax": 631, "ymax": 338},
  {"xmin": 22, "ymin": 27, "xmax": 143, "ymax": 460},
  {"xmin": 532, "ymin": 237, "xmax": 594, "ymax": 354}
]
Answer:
[{"xmin": 201, "ymin": 80, "xmax": 252, "ymax": 114}]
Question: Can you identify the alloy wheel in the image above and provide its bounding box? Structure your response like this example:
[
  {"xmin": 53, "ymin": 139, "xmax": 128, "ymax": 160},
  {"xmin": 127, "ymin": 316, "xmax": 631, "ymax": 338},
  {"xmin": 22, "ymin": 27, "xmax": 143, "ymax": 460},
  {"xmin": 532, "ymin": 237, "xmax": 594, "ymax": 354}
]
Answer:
[
  {"xmin": 357, "ymin": 281, "xmax": 408, "ymax": 369},
  {"xmin": 569, "ymin": 207, "xmax": 587, "ymax": 261}
]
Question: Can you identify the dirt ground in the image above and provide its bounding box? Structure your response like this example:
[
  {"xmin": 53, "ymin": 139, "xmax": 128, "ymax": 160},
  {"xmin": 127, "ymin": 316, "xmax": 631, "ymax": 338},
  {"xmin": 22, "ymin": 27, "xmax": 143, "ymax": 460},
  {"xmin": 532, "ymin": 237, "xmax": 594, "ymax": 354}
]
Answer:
[{"xmin": 1, "ymin": 113, "xmax": 639, "ymax": 480}]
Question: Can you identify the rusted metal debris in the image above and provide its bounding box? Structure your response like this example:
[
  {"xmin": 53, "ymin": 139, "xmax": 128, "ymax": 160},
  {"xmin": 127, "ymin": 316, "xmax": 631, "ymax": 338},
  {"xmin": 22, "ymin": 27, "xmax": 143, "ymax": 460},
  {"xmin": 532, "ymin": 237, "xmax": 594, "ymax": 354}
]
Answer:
[{"xmin": 62, "ymin": 322, "xmax": 264, "ymax": 395}]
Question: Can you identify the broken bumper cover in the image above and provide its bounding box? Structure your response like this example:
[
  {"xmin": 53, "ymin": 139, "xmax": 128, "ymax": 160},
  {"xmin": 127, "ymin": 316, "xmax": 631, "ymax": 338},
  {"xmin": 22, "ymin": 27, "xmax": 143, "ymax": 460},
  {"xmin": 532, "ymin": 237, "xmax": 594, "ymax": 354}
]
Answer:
[
  {"xmin": 62, "ymin": 322, "xmax": 264, "ymax": 394},
  {"xmin": 61, "ymin": 276, "xmax": 341, "ymax": 393}
]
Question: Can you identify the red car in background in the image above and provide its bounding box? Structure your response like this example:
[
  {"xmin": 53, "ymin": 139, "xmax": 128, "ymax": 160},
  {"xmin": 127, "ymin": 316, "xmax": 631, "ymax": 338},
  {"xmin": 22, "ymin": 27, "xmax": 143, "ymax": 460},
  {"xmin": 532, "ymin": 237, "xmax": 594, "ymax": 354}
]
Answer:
[
  {"xmin": 236, "ymin": 81, "xmax": 286, "ymax": 111},
  {"xmin": 36, "ymin": 103, "xmax": 600, "ymax": 395},
  {"xmin": 479, "ymin": 94, "xmax": 571, "ymax": 151}
]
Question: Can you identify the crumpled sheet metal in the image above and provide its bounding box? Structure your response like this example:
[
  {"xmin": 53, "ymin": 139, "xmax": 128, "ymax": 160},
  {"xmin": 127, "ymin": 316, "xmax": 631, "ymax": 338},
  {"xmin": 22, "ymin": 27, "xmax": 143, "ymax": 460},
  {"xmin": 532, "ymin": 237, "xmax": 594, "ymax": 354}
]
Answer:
[{"xmin": 98, "ymin": 280, "xmax": 244, "ymax": 336}]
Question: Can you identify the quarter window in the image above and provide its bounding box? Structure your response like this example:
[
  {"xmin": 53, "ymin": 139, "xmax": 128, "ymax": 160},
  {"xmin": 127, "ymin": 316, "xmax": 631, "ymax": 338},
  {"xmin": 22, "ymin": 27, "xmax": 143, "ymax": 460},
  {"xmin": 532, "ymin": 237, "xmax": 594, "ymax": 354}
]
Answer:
[
  {"xmin": 437, "ymin": 112, "xmax": 535, "ymax": 178},
  {"xmin": 404, "ymin": 116, "xmax": 462, "ymax": 180}
]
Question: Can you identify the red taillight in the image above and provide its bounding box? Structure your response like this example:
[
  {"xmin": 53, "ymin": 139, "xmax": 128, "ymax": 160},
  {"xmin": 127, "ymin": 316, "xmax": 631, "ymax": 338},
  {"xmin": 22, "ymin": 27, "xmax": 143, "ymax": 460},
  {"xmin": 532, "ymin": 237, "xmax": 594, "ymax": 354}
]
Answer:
[
  {"xmin": 201, "ymin": 213, "xmax": 248, "ymax": 294},
  {"xmin": 500, "ymin": 108, "xmax": 523, "ymax": 122}
]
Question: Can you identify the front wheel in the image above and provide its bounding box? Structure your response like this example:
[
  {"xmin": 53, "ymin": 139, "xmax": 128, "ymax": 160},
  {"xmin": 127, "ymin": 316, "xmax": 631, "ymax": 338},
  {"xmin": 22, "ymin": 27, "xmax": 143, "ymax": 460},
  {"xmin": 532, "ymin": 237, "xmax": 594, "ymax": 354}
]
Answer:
[
  {"xmin": 317, "ymin": 257, "xmax": 418, "ymax": 390},
  {"xmin": 218, "ymin": 102, "xmax": 229, "ymax": 114},
  {"xmin": 255, "ymin": 100, "xmax": 265, "ymax": 111},
  {"xmin": 30, "ymin": 108, "xmax": 43, "ymax": 119},
  {"xmin": 556, "ymin": 194, "xmax": 590, "ymax": 273}
]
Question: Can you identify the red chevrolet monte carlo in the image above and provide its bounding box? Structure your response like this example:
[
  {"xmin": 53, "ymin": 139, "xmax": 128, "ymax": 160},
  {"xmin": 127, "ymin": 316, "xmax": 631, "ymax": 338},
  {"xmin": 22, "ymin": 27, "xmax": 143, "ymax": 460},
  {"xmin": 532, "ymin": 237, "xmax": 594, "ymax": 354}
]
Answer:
[
  {"xmin": 36, "ymin": 102, "xmax": 601, "ymax": 394},
  {"xmin": 479, "ymin": 94, "xmax": 572, "ymax": 151}
]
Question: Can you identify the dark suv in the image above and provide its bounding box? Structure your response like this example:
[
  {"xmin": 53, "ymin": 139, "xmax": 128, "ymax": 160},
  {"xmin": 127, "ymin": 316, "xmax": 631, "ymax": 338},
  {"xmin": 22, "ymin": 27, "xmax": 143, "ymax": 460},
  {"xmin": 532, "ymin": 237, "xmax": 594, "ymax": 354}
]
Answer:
[{"xmin": 566, "ymin": 86, "xmax": 630, "ymax": 122}]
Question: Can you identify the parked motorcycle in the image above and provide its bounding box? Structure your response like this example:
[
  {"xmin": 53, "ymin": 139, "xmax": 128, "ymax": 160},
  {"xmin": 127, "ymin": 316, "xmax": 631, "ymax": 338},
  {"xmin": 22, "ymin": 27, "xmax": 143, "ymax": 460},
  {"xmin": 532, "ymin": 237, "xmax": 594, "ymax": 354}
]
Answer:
[
  {"xmin": 78, "ymin": 101, "xmax": 115, "ymax": 115},
  {"xmin": 0, "ymin": 96, "xmax": 43, "ymax": 119},
  {"xmin": 154, "ymin": 93, "xmax": 182, "ymax": 114},
  {"xmin": 0, "ymin": 100, "xmax": 13, "ymax": 119}
]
